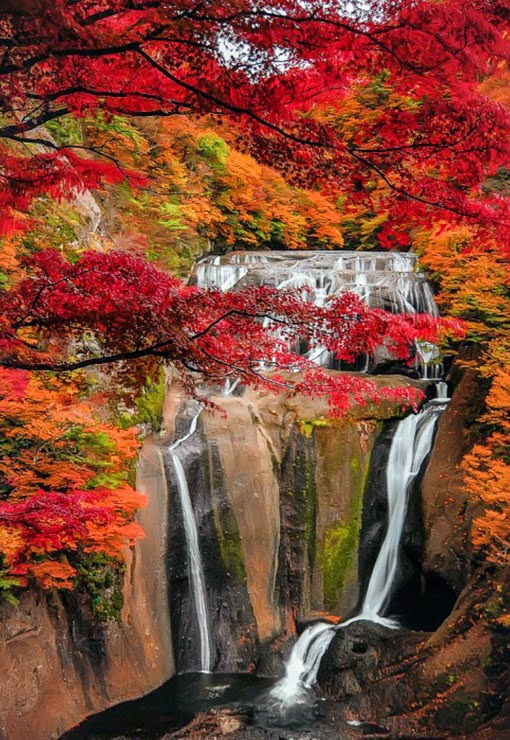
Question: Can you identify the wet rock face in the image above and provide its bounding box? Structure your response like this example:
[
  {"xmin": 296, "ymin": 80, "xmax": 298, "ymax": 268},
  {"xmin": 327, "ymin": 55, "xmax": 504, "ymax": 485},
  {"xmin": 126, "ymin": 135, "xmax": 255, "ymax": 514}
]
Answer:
[
  {"xmin": 420, "ymin": 365, "xmax": 483, "ymax": 592},
  {"xmin": 317, "ymin": 621, "xmax": 424, "ymax": 723},
  {"xmin": 162, "ymin": 376, "xmax": 417, "ymax": 670},
  {"xmin": 278, "ymin": 427, "xmax": 318, "ymax": 624},
  {"xmin": 164, "ymin": 412, "xmax": 258, "ymax": 674}
]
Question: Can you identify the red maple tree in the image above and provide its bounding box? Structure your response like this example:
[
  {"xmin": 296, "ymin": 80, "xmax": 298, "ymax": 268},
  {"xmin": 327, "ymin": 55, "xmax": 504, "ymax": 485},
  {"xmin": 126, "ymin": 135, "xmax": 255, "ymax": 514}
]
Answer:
[
  {"xmin": 0, "ymin": 247, "xmax": 463, "ymax": 410},
  {"xmin": 0, "ymin": 1, "xmax": 509, "ymax": 241},
  {"xmin": 0, "ymin": 0, "xmax": 501, "ymax": 601},
  {"xmin": 0, "ymin": 0, "xmax": 496, "ymax": 396}
]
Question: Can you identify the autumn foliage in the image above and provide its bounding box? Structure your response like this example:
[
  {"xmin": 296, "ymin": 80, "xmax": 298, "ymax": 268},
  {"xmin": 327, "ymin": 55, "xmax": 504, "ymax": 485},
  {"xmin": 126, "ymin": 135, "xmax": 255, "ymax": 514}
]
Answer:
[
  {"xmin": 0, "ymin": 246, "xmax": 461, "ymax": 397},
  {"xmin": 0, "ymin": 0, "xmax": 508, "ymax": 604},
  {"xmin": 464, "ymin": 367, "xmax": 510, "ymax": 568},
  {"xmin": 416, "ymin": 212, "xmax": 510, "ymax": 572},
  {"xmin": 78, "ymin": 115, "xmax": 347, "ymax": 270},
  {"xmin": 0, "ymin": 1, "xmax": 509, "ymax": 245},
  {"xmin": 0, "ymin": 368, "xmax": 144, "ymax": 593}
]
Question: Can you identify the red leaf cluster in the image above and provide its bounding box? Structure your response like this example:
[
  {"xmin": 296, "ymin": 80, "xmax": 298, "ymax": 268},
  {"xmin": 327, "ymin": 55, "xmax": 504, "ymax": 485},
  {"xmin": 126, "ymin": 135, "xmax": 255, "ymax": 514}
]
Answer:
[
  {"xmin": 0, "ymin": 1, "xmax": 508, "ymax": 243},
  {"xmin": 0, "ymin": 366, "xmax": 145, "ymax": 591},
  {"xmin": 0, "ymin": 248, "xmax": 464, "ymax": 410},
  {"xmin": 0, "ymin": 488, "xmax": 144, "ymax": 588}
]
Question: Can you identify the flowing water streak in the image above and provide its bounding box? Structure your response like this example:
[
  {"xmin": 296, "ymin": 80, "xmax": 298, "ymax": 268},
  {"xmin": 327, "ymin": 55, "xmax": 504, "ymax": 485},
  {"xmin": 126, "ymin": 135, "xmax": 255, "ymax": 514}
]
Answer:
[
  {"xmin": 269, "ymin": 622, "xmax": 333, "ymax": 703},
  {"xmin": 268, "ymin": 616, "xmax": 362, "ymax": 708},
  {"xmin": 223, "ymin": 376, "xmax": 240, "ymax": 396},
  {"xmin": 167, "ymin": 410, "xmax": 212, "ymax": 673},
  {"xmin": 358, "ymin": 405, "xmax": 444, "ymax": 622},
  {"xmin": 195, "ymin": 251, "xmax": 438, "ymax": 319},
  {"xmin": 195, "ymin": 251, "xmax": 439, "ymax": 378},
  {"xmin": 167, "ymin": 379, "xmax": 241, "ymax": 672},
  {"xmin": 267, "ymin": 400, "xmax": 446, "ymax": 703},
  {"xmin": 435, "ymin": 381, "xmax": 449, "ymax": 401}
]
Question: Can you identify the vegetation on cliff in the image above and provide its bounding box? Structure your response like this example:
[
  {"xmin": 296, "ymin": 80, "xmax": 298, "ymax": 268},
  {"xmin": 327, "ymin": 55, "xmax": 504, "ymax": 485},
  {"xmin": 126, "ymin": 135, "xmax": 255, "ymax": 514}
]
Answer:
[{"xmin": 0, "ymin": 0, "xmax": 507, "ymax": 665}]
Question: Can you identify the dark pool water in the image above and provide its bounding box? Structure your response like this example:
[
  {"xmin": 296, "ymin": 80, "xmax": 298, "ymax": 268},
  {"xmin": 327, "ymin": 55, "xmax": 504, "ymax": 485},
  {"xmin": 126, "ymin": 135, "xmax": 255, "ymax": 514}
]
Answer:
[{"xmin": 60, "ymin": 673, "xmax": 275, "ymax": 739}]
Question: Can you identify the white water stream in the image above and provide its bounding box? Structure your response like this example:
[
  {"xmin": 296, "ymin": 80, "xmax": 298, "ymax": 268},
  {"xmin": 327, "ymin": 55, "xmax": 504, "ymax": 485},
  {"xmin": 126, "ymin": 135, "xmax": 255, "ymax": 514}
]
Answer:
[
  {"xmin": 360, "ymin": 405, "xmax": 444, "ymax": 622},
  {"xmin": 195, "ymin": 251, "xmax": 438, "ymax": 318},
  {"xmin": 195, "ymin": 251, "xmax": 440, "ymax": 377},
  {"xmin": 167, "ymin": 410, "xmax": 212, "ymax": 673},
  {"xmin": 268, "ymin": 392, "xmax": 447, "ymax": 705},
  {"xmin": 166, "ymin": 380, "xmax": 241, "ymax": 673}
]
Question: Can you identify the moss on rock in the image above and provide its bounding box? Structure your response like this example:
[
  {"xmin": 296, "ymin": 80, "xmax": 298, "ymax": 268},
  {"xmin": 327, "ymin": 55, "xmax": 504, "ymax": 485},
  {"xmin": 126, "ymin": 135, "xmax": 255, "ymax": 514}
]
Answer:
[
  {"xmin": 319, "ymin": 425, "xmax": 376, "ymax": 611},
  {"xmin": 214, "ymin": 504, "xmax": 247, "ymax": 584}
]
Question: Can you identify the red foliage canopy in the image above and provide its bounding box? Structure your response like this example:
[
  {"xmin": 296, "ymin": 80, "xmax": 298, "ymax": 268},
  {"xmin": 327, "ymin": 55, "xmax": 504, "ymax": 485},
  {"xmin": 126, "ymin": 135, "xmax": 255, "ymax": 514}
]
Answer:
[
  {"xmin": 0, "ymin": 0, "xmax": 509, "ymax": 241},
  {"xmin": 0, "ymin": 248, "xmax": 463, "ymax": 411},
  {"xmin": 0, "ymin": 488, "xmax": 144, "ymax": 588}
]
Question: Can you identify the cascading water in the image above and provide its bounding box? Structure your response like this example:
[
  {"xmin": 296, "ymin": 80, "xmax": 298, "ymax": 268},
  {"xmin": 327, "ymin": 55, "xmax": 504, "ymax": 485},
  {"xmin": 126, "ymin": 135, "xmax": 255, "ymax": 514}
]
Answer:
[
  {"xmin": 194, "ymin": 251, "xmax": 438, "ymax": 318},
  {"xmin": 65, "ymin": 252, "xmax": 452, "ymax": 738},
  {"xmin": 193, "ymin": 251, "xmax": 440, "ymax": 377},
  {"xmin": 164, "ymin": 410, "xmax": 212, "ymax": 673},
  {"xmin": 262, "ymin": 393, "xmax": 447, "ymax": 714},
  {"xmin": 358, "ymin": 402, "xmax": 445, "ymax": 624},
  {"xmin": 164, "ymin": 380, "xmax": 242, "ymax": 673}
]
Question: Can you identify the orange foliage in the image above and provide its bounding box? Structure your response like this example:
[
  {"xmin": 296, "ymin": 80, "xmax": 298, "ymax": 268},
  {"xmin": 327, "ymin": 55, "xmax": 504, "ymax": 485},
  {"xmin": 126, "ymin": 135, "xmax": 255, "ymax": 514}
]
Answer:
[
  {"xmin": 86, "ymin": 115, "xmax": 344, "ymax": 273},
  {"xmin": 28, "ymin": 560, "xmax": 77, "ymax": 590},
  {"xmin": 0, "ymin": 368, "xmax": 145, "ymax": 591},
  {"xmin": 415, "ymin": 159, "xmax": 510, "ymax": 569},
  {"xmin": 463, "ymin": 367, "xmax": 510, "ymax": 566},
  {"xmin": 0, "ymin": 370, "xmax": 138, "ymax": 500},
  {"xmin": 415, "ymin": 224, "xmax": 510, "ymax": 341}
]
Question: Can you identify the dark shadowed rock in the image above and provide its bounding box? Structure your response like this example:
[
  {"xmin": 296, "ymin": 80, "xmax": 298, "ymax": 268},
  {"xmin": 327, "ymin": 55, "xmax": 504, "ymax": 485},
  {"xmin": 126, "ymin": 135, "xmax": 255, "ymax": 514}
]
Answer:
[{"xmin": 318, "ymin": 620, "xmax": 425, "ymax": 722}]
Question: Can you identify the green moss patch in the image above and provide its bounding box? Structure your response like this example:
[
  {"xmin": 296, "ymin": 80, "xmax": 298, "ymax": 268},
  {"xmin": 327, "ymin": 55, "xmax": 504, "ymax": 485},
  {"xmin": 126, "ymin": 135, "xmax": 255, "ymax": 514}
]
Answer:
[
  {"xmin": 215, "ymin": 504, "xmax": 247, "ymax": 583},
  {"xmin": 320, "ymin": 425, "xmax": 378, "ymax": 610}
]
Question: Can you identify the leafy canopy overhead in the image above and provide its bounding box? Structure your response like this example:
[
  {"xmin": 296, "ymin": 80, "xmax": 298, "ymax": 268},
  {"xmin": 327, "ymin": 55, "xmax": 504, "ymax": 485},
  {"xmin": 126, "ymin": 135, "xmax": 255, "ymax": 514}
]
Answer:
[
  {"xmin": 0, "ymin": 0, "xmax": 509, "ymax": 243},
  {"xmin": 0, "ymin": 0, "xmax": 507, "ymax": 602},
  {"xmin": 0, "ymin": 246, "xmax": 462, "ymax": 409}
]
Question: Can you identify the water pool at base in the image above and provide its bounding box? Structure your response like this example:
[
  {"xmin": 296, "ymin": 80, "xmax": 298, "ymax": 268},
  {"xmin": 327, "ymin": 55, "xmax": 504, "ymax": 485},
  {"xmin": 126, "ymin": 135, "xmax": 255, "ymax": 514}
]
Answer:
[{"xmin": 60, "ymin": 673, "xmax": 283, "ymax": 739}]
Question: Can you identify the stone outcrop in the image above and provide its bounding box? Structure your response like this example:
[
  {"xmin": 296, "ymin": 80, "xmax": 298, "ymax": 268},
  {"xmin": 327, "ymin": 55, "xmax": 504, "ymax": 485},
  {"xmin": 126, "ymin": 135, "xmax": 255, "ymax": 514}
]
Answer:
[
  {"xmin": 317, "ymin": 365, "xmax": 510, "ymax": 739},
  {"xmin": 420, "ymin": 366, "xmax": 481, "ymax": 590},
  {"xmin": 160, "ymin": 374, "xmax": 426, "ymax": 672},
  {"xmin": 318, "ymin": 569, "xmax": 509, "ymax": 739}
]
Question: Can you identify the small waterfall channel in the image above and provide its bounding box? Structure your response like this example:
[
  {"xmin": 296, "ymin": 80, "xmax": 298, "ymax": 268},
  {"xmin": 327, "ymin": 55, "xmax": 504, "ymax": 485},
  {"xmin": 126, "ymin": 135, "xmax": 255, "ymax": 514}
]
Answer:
[
  {"xmin": 163, "ymin": 380, "xmax": 241, "ymax": 673},
  {"xmin": 264, "ymin": 387, "xmax": 449, "ymax": 714},
  {"xmin": 164, "ymin": 410, "xmax": 212, "ymax": 673}
]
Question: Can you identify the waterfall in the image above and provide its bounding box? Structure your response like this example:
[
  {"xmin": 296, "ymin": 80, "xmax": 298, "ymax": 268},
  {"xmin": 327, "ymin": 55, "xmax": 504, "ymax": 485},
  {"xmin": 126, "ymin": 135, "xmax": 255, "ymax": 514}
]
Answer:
[
  {"xmin": 357, "ymin": 405, "xmax": 444, "ymax": 623},
  {"xmin": 271, "ymin": 622, "xmax": 333, "ymax": 700},
  {"xmin": 177, "ymin": 250, "xmax": 443, "ymax": 685},
  {"xmin": 435, "ymin": 381, "xmax": 449, "ymax": 401},
  {"xmin": 165, "ymin": 410, "xmax": 212, "ymax": 673},
  {"xmin": 165, "ymin": 379, "xmax": 242, "ymax": 673},
  {"xmin": 265, "ymin": 399, "xmax": 446, "ymax": 706},
  {"xmin": 193, "ymin": 251, "xmax": 440, "ymax": 377},
  {"xmin": 194, "ymin": 251, "xmax": 437, "ymax": 319}
]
